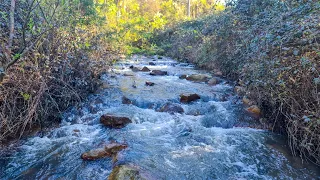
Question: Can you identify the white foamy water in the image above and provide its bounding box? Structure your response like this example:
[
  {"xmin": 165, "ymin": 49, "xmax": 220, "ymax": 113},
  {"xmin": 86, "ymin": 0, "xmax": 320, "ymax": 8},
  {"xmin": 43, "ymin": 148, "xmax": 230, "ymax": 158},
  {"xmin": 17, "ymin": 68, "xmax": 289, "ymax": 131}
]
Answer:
[{"xmin": 0, "ymin": 55, "xmax": 319, "ymax": 180}]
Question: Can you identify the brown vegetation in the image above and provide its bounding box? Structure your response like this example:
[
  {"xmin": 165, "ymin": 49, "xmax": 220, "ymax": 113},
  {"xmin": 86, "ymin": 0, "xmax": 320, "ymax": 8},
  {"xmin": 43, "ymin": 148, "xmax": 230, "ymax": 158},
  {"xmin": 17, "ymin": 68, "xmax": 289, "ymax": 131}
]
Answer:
[
  {"xmin": 154, "ymin": 0, "xmax": 320, "ymax": 165},
  {"xmin": 0, "ymin": 0, "xmax": 116, "ymax": 144}
]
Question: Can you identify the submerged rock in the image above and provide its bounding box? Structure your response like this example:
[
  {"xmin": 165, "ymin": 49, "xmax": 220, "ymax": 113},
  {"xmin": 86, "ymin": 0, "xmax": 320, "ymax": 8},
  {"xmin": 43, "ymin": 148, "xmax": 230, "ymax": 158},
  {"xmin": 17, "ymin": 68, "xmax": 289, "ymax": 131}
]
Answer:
[
  {"xmin": 81, "ymin": 143, "xmax": 128, "ymax": 161},
  {"xmin": 145, "ymin": 81, "xmax": 155, "ymax": 86},
  {"xmin": 158, "ymin": 103, "xmax": 184, "ymax": 114},
  {"xmin": 180, "ymin": 94, "xmax": 200, "ymax": 103},
  {"xmin": 149, "ymin": 62, "xmax": 156, "ymax": 65},
  {"xmin": 132, "ymin": 67, "xmax": 140, "ymax": 72},
  {"xmin": 150, "ymin": 70, "xmax": 167, "ymax": 76},
  {"xmin": 141, "ymin": 66, "xmax": 150, "ymax": 72},
  {"xmin": 108, "ymin": 165, "xmax": 147, "ymax": 180},
  {"xmin": 100, "ymin": 114, "xmax": 132, "ymax": 128},
  {"xmin": 186, "ymin": 74, "xmax": 210, "ymax": 82}
]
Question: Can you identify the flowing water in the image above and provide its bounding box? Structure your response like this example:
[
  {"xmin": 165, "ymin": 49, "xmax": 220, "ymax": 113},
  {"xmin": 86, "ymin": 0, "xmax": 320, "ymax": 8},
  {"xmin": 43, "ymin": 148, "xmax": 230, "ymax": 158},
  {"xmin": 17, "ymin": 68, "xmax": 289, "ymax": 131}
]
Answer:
[{"xmin": 0, "ymin": 55, "xmax": 319, "ymax": 179}]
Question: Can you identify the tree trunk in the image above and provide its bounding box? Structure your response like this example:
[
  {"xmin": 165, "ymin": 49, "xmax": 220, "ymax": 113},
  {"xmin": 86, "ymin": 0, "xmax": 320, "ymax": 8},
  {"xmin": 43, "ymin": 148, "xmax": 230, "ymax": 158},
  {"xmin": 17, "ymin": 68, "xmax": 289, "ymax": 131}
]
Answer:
[
  {"xmin": 1, "ymin": 0, "xmax": 16, "ymax": 81},
  {"xmin": 8, "ymin": 0, "xmax": 16, "ymax": 52},
  {"xmin": 187, "ymin": 0, "xmax": 191, "ymax": 17}
]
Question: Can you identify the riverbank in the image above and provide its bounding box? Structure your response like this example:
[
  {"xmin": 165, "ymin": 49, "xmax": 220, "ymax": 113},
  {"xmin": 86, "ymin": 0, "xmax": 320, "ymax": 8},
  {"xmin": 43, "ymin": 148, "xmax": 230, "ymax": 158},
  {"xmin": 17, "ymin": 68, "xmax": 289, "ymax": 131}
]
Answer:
[{"xmin": 153, "ymin": 1, "xmax": 320, "ymax": 165}]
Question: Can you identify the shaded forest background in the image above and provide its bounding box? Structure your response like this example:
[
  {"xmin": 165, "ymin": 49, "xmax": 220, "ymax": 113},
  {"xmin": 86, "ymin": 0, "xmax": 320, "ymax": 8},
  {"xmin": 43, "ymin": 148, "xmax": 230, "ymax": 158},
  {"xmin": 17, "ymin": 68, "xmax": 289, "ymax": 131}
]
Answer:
[{"xmin": 0, "ymin": 0, "xmax": 319, "ymax": 166}]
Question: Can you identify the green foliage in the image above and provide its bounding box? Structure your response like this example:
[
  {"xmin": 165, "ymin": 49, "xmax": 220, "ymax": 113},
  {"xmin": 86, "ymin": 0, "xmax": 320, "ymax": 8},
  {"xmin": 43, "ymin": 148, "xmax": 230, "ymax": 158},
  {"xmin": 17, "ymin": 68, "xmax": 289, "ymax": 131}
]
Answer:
[
  {"xmin": 70, "ymin": 0, "xmax": 225, "ymax": 54},
  {"xmin": 20, "ymin": 92, "xmax": 31, "ymax": 101}
]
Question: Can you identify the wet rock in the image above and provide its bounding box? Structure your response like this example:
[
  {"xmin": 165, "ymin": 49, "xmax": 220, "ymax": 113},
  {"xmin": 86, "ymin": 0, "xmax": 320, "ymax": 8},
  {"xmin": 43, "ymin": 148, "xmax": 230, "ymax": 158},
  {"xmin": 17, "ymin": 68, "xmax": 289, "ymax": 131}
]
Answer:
[
  {"xmin": 150, "ymin": 70, "xmax": 167, "ymax": 76},
  {"xmin": 242, "ymin": 96, "xmax": 252, "ymax": 105},
  {"xmin": 100, "ymin": 114, "xmax": 132, "ymax": 128},
  {"xmin": 179, "ymin": 75, "xmax": 187, "ymax": 79},
  {"xmin": 234, "ymin": 86, "xmax": 245, "ymax": 96},
  {"xmin": 157, "ymin": 56, "xmax": 163, "ymax": 59},
  {"xmin": 158, "ymin": 103, "xmax": 184, "ymax": 114},
  {"xmin": 132, "ymin": 67, "xmax": 140, "ymax": 72},
  {"xmin": 81, "ymin": 143, "xmax": 128, "ymax": 161},
  {"xmin": 213, "ymin": 69, "xmax": 223, "ymax": 76},
  {"xmin": 149, "ymin": 62, "xmax": 156, "ymax": 65},
  {"xmin": 145, "ymin": 81, "xmax": 155, "ymax": 86},
  {"xmin": 108, "ymin": 165, "xmax": 147, "ymax": 180},
  {"xmin": 119, "ymin": 54, "xmax": 126, "ymax": 59},
  {"xmin": 246, "ymin": 105, "xmax": 261, "ymax": 116},
  {"xmin": 122, "ymin": 96, "xmax": 133, "ymax": 104},
  {"xmin": 123, "ymin": 73, "xmax": 134, "ymax": 76},
  {"xmin": 129, "ymin": 65, "xmax": 134, "ymax": 69},
  {"xmin": 207, "ymin": 78, "xmax": 220, "ymax": 85},
  {"xmin": 186, "ymin": 74, "xmax": 211, "ymax": 82},
  {"xmin": 141, "ymin": 66, "xmax": 150, "ymax": 72},
  {"xmin": 180, "ymin": 94, "xmax": 200, "ymax": 103}
]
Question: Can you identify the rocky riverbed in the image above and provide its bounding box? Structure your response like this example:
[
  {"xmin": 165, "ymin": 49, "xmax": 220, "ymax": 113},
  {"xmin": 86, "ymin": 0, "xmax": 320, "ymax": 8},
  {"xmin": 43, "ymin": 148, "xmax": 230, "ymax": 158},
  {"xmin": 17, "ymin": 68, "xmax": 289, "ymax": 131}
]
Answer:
[{"xmin": 0, "ymin": 55, "xmax": 319, "ymax": 179}]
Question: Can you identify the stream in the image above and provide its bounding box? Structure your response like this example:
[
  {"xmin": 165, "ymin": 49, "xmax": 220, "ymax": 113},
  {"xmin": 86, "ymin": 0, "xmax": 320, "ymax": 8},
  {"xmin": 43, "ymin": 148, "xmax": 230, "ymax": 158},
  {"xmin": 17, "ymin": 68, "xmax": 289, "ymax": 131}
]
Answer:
[{"xmin": 0, "ymin": 55, "xmax": 319, "ymax": 179}]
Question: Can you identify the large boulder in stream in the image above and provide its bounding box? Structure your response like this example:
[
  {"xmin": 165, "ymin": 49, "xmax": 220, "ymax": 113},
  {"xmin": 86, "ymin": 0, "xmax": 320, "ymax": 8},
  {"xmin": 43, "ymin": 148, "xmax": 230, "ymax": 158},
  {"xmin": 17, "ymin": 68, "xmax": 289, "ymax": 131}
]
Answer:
[
  {"xmin": 150, "ymin": 70, "xmax": 167, "ymax": 76},
  {"xmin": 100, "ymin": 114, "xmax": 132, "ymax": 128},
  {"xmin": 81, "ymin": 142, "xmax": 128, "ymax": 161},
  {"xmin": 186, "ymin": 74, "xmax": 211, "ymax": 82},
  {"xmin": 180, "ymin": 94, "xmax": 200, "ymax": 103},
  {"xmin": 108, "ymin": 165, "xmax": 148, "ymax": 180},
  {"xmin": 158, "ymin": 103, "xmax": 184, "ymax": 114}
]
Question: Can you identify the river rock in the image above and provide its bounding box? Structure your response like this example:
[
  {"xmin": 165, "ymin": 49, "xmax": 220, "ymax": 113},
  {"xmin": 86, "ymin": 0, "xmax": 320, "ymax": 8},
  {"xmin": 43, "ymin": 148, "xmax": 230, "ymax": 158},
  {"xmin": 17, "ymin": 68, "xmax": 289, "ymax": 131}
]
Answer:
[
  {"xmin": 207, "ymin": 78, "xmax": 220, "ymax": 85},
  {"xmin": 180, "ymin": 94, "xmax": 200, "ymax": 103},
  {"xmin": 242, "ymin": 96, "xmax": 253, "ymax": 105},
  {"xmin": 145, "ymin": 81, "xmax": 155, "ymax": 86},
  {"xmin": 122, "ymin": 96, "xmax": 132, "ymax": 104},
  {"xmin": 108, "ymin": 165, "xmax": 147, "ymax": 180},
  {"xmin": 213, "ymin": 69, "xmax": 223, "ymax": 76},
  {"xmin": 149, "ymin": 62, "xmax": 156, "ymax": 65},
  {"xmin": 81, "ymin": 142, "xmax": 128, "ymax": 161},
  {"xmin": 141, "ymin": 66, "xmax": 150, "ymax": 72},
  {"xmin": 186, "ymin": 74, "xmax": 211, "ymax": 82},
  {"xmin": 158, "ymin": 103, "xmax": 184, "ymax": 114},
  {"xmin": 246, "ymin": 105, "xmax": 261, "ymax": 116},
  {"xmin": 150, "ymin": 70, "xmax": 167, "ymax": 76},
  {"xmin": 179, "ymin": 75, "xmax": 187, "ymax": 79},
  {"xmin": 234, "ymin": 86, "xmax": 245, "ymax": 96},
  {"xmin": 119, "ymin": 54, "xmax": 126, "ymax": 59},
  {"xmin": 100, "ymin": 114, "xmax": 132, "ymax": 128},
  {"xmin": 123, "ymin": 73, "xmax": 134, "ymax": 76}
]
